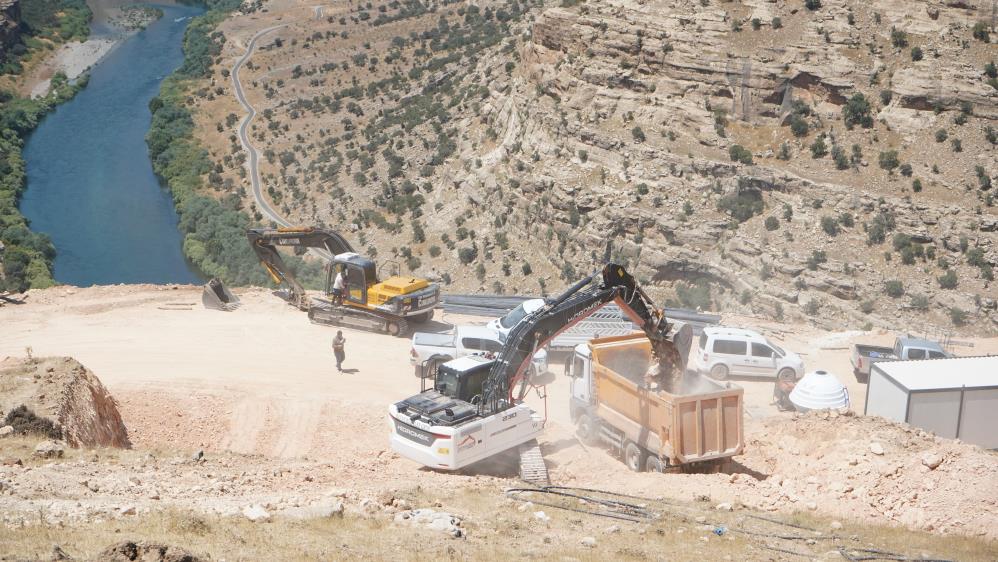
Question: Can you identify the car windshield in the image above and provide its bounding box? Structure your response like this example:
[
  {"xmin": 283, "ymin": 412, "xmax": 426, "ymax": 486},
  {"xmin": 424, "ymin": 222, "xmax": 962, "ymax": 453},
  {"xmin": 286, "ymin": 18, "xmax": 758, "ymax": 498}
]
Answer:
[
  {"xmin": 499, "ymin": 303, "xmax": 529, "ymax": 329},
  {"xmin": 766, "ymin": 340, "xmax": 786, "ymax": 357}
]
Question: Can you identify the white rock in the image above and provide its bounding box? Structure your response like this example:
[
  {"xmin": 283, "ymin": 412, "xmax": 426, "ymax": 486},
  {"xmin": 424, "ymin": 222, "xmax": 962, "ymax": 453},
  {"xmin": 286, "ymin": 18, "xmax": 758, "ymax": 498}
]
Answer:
[
  {"xmin": 394, "ymin": 508, "xmax": 463, "ymax": 538},
  {"xmin": 715, "ymin": 502, "xmax": 733, "ymax": 511},
  {"xmin": 534, "ymin": 511, "xmax": 551, "ymax": 523},
  {"xmin": 33, "ymin": 441, "xmax": 64, "ymax": 459},
  {"xmin": 119, "ymin": 505, "xmax": 136, "ymax": 516},
  {"xmin": 870, "ymin": 442, "xmax": 885, "ymax": 455},
  {"xmin": 830, "ymin": 521, "xmax": 843, "ymax": 530},
  {"xmin": 580, "ymin": 536, "xmax": 597, "ymax": 548},
  {"xmin": 242, "ymin": 504, "xmax": 271, "ymax": 523},
  {"xmin": 920, "ymin": 452, "xmax": 943, "ymax": 470},
  {"xmin": 0, "ymin": 425, "xmax": 13, "ymax": 437},
  {"xmin": 280, "ymin": 500, "xmax": 344, "ymax": 520}
]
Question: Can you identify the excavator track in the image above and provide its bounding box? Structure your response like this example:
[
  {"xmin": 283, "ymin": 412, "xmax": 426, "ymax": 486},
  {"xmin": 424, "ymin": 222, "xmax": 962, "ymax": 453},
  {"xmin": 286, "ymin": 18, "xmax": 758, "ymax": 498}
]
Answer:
[
  {"xmin": 518, "ymin": 439, "xmax": 550, "ymax": 486},
  {"xmin": 308, "ymin": 301, "xmax": 410, "ymax": 337}
]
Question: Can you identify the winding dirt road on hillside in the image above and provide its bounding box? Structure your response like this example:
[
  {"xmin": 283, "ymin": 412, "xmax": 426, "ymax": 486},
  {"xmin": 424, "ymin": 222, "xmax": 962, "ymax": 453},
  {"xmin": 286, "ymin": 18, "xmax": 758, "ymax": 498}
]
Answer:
[{"xmin": 231, "ymin": 23, "xmax": 290, "ymax": 228}]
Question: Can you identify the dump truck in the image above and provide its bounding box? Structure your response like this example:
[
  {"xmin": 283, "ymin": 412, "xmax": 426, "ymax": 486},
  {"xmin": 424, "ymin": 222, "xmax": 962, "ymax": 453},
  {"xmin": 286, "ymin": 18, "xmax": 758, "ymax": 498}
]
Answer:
[{"xmin": 568, "ymin": 333, "xmax": 744, "ymax": 472}]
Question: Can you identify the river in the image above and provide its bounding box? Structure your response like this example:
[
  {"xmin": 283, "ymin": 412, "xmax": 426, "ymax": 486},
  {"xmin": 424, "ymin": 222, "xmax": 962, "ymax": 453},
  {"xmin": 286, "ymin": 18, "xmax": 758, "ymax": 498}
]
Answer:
[{"xmin": 19, "ymin": 3, "xmax": 204, "ymax": 286}]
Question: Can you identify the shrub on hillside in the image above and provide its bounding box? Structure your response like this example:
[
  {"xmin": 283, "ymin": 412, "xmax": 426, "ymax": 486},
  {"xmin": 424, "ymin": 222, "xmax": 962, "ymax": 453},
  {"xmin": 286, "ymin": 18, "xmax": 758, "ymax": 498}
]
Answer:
[
  {"xmin": 2, "ymin": 405, "xmax": 61, "ymax": 439},
  {"xmin": 717, "ymin": 189, "xmax": 763, "ymax": 223},
  {"xmin": 842, "ymin": 93, "xmax": 873, "ymax": 129},
  {"xmin": 728, "ymin": 144, "xmax": 753, "ymax": 165},
  {"xmin": 937, "ymin": 270, "xmax": 958, "ymax": 289},
  {"xmin": 884, "ymin": 280, "xmax": 904, "ymax": 298}
]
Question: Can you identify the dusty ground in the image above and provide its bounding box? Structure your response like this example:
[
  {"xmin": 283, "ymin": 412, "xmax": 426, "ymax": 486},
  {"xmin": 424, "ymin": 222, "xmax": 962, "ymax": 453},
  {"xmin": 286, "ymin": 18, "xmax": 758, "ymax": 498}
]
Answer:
[{"xmin": 0, "ymin": 285, "xmax": 996, "ymax": 558}]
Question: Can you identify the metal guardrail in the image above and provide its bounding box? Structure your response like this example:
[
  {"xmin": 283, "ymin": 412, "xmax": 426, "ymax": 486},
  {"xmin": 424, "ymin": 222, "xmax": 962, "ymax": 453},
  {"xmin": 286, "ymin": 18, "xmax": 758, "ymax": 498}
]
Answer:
[{"xmin": 440, "ymin": 295, "xmax": 721, "ymax": 350}]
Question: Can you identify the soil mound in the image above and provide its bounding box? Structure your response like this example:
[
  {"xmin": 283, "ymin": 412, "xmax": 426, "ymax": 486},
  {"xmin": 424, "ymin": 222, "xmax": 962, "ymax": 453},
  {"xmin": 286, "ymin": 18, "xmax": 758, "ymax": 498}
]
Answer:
[
  {"xmin": 98, "ymin": 541, "xmax": 203, "ymax": 562},
  {"xmin": 0, "ymin": 356, "xmax": 130, "ymax": 448},
  {"xmin": 737, "ymin": 410, "xmax": 998, "ymax": 539}
]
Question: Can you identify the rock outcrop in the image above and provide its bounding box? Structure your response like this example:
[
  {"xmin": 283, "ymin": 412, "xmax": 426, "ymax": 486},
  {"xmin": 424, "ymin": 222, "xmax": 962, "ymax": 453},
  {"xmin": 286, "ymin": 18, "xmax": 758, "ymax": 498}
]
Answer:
[{"xmin": 0, "ymin": 356, "xmax": 131, "ymax": 448}]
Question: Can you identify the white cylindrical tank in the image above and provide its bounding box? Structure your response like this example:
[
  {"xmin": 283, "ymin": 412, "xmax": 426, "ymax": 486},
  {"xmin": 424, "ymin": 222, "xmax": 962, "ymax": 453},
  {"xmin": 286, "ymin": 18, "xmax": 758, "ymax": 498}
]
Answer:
[{"xmin": 789, "ymin": 370, "xmax": 849, "ymax": 412}]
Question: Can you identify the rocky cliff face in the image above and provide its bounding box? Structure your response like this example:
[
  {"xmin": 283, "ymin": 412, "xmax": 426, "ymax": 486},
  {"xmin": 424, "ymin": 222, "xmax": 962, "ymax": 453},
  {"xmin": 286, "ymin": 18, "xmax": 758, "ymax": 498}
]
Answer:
[
  {"xmin": 0, "ymin": 356, "xmax": 131, "ymax": 448},
  {"xmin": 198, "ymin": 0, "xmax": 997, "ymax": 334},
  {"xmin": 0, "ymin": 0, "xmax": 20, "ymax": 62},
  {"xmin": 460, "ymin": 0, "xmax": 997, "ymax": 332}
]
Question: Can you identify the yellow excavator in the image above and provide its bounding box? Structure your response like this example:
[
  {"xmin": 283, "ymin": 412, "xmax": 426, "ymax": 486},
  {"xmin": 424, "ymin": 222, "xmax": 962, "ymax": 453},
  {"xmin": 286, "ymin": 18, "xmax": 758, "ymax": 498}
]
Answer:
[{"xmin": 247, "ymin": 227, "xmax": 440, "ymax": 336}]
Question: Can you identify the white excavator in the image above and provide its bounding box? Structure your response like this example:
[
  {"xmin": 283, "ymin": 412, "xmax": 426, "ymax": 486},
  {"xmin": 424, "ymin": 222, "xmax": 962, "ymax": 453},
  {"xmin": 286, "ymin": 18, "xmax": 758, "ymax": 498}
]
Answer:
[{"xmin": 387, "ymin": 263, "xmax": 691, "ymax": 482}]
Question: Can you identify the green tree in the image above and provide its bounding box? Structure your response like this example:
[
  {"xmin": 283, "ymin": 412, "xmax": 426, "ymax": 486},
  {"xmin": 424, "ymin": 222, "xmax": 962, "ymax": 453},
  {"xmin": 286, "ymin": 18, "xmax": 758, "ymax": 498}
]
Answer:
[
  {"xmin": 878, "ymin": 150, "xmax": 900, "ymax": 173},
  {"xmin": 842, "ymin": 93, "xmax": 873, "ymax": 129}
]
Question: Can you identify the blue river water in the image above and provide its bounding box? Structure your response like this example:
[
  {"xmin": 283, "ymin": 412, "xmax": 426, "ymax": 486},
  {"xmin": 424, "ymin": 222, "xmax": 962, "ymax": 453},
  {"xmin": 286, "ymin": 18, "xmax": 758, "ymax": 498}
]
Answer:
[{"xmin": 19, "ymin": 4, "xmax": 205, "ymax": 286}]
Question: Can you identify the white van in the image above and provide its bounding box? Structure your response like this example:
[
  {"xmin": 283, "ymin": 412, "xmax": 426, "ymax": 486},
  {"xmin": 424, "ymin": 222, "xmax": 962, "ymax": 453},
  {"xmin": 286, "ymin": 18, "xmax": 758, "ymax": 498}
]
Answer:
[{"xmin": 693, "ymin": 327, "xmax": 803, "ymax": 380}]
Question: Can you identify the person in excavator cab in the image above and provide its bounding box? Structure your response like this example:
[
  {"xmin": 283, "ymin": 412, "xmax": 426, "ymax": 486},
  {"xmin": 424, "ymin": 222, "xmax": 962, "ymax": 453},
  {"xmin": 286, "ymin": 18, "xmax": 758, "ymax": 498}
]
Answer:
[{"xmin": 332, "ymin": 267, "xmax": 345, "ymax": 305}]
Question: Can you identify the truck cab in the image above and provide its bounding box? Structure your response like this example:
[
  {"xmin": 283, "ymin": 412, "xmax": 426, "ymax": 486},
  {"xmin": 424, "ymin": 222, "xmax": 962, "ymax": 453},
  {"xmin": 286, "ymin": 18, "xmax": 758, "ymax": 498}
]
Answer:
[{"xmin": 892, "ymin": 337, "xmax": 949, "ymax": 361}]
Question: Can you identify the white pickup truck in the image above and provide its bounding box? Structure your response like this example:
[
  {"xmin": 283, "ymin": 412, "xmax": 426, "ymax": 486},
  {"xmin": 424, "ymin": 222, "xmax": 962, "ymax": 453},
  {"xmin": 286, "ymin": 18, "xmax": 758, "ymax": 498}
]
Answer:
[
  {"xmin": 410, "ymin": 325, "xmax": 548, "ymax": 377},
  {"xmin": 850, "ymin": 337, "xmax": 950, "ymax": 382}
]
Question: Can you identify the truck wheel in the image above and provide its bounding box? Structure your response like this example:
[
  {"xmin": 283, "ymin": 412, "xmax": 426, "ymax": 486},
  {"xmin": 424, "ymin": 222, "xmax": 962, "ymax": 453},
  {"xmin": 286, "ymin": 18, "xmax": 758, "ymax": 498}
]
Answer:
[
  {"xmin": 777, "ymin": 368, "xmax": 796, "ymax": 382},
  {"xmin": 645, "ymin": 456, "xmax": 664, "ymax": 473},
  {"xmin": 624, "ymin": 442, "xmax": 646, "ymax": 472},
  {"xmin": 575, "ymin": 414, "xmax": 599, "ymax": 446},
  {"xmin": 710, "ymin": 364, "xmax": 729, "ymax": 380},
  {"xmin": 387, "ymin": 321, "xmax": 406, "ymax": 337}
]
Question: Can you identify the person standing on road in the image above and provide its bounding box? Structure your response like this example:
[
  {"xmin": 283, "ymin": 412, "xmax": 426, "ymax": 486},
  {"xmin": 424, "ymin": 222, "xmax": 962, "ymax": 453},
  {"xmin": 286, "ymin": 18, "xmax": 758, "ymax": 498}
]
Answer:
[{"xmin": 332, "ymin": 330, "xmax": 346, "ymax": 372}]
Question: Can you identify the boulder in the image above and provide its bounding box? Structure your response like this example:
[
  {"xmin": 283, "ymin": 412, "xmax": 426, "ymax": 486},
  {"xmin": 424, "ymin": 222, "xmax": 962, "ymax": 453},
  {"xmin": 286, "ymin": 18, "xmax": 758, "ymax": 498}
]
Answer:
[
  {"xmin": 33, "ymin": 440, "xmax": 65, "ymax": 459},
  {"xmin": 394, "ymin": 508, "xmax": 463, "ymax": 538},
  {"xmin": 0, "ymin": 425, "xmax": 13, "ymax": 437},
  {"xmin": 921, "ymin": 452, "xmax": 943, "ymax": 470}
]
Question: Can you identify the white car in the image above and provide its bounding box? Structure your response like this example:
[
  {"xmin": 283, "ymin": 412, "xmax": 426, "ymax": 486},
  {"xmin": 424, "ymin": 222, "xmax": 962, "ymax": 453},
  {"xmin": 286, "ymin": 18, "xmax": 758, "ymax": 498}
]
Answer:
[
  {"xmin": 487, "ymin": 298, "xmax": 545, "ymax": 340},
  {"xmin": 693, "ymin": 327, "xmax": 803, "ymax": 381},
  {"xmin": 410, "ymin": 325, "xmax": 548, "ymax": 377}
]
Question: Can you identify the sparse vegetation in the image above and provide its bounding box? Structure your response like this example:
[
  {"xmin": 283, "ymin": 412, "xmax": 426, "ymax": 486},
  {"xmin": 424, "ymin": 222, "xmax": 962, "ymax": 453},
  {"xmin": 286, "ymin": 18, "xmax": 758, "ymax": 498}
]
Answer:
[
  {"xmin": 885, "ymin": 280, "xmax": 904, "ymax": 298},
  {"xmin": 842, "ymin": 94, "xmax": 873, "ymax": 129},
  {"xmin": 937, "ymin": 270, "xmax": 958, "ymax": 289},
  {"xmin": 820, "ymin": 216, "xmax": 839, "ymax": 236},
  {"xmin": 728, "ymin": 145, "xmax": 753, "ymax": 165},
  {"xmin": 878, "ymin": 150, "xmax": 900, "ymax": 173},
  {"xmin": 717, "ymin": 189, "xmax": 763, "ymax": 223},
  {"xmin": 675, "ymin": 281, "xmax": 712, "ymax": 311}
]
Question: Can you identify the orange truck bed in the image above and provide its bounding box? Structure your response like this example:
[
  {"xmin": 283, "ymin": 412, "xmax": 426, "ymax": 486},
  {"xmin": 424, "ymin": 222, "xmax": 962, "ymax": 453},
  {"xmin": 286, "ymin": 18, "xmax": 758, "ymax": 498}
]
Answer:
[{"xmin": 589, "ymin": 334, "xmax": 744, "ymax": 466}]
